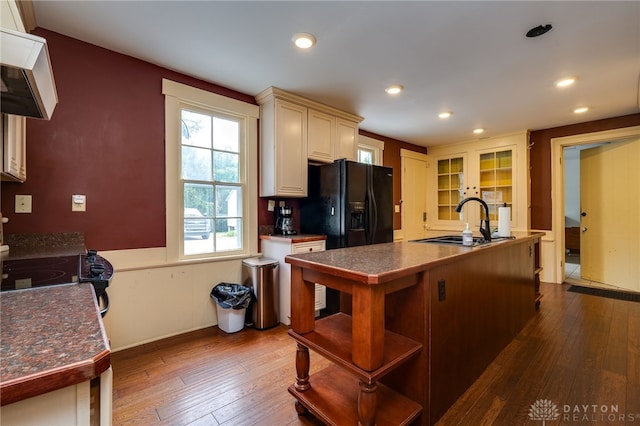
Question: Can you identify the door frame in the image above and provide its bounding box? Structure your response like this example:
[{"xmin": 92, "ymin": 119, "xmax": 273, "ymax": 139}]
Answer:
[{"xmin": 550, "ymin": 125, "xmax": 640, "ymax": 284}]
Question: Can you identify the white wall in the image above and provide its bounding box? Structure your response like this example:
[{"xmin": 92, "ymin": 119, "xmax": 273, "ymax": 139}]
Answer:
[{"xmin": 101, "ymin": 248, "xmax": 247, "ymax": 351}]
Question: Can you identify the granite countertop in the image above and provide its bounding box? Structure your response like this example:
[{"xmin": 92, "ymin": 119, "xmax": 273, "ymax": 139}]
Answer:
[
  {"xmin": 0, "ymin": 283, "xmax": 110, "ymax": 406},
  {"xmin": 285, "ymin": 231, "xmax": 544, "ymax": 284},
  {"xmin": 260, "ymin": 234, "xmax": 327, "ymax": 244}
]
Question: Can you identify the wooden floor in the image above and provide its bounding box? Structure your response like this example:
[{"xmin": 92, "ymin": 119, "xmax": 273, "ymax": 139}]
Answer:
[{"xmin": 111, "ymin": 282, "xmax": 640, "ymax": 425}]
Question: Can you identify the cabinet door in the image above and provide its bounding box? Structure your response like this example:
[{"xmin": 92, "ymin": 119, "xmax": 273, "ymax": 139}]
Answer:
[
  {"xmin": 274, "ymin": 100, "xmax": 307, "ymax": 196},
  {"xmin": 2, "ymin": 114, "xmax": 26, "ymax": 182},
  {"xmin": 428, "ymin": 153, "xmax": 468, "ymax": 229},
  {"xmin": 334, "ymin": 118, "xmax": 358, "ymax": 161},
  {"xmin": 477, "ymin": 147, "xmax": 514, "ymax": 224},
  {"xmin": 307, "ymin": 108, "xmax": 334, "ymax": 163},
  {"xmin": 435, "ymin": 155, "xmax": 466, "ymax": 222}
]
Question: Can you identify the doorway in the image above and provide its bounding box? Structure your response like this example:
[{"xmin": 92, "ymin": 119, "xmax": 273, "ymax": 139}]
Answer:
[
  {"xmin": 562, "ymin": 143, "xmax": 607, "ymax": 287},
  {"xmin": 551, "ymin": 126, "xmax": 640, "ymax": 290}
]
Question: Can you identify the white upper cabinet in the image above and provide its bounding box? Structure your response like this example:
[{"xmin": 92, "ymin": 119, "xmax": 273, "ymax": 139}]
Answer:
[
  {"xmin": 307, "ymin": 108, "xmax": 334, "ymax": 163},
  {"xmin": 256, "ymin": 87, "xmax": 362, "ymax": 197},
  {"xmin": 258, "ymin": 94, "xmax": 308, "ymax": 197},
  {"xmin": 334, "ymin": 118, "xmax": 358, "ymax": 161},
  {"xmin": 426, "ymin": 131, "xmax": 530, "ymax": 232}
]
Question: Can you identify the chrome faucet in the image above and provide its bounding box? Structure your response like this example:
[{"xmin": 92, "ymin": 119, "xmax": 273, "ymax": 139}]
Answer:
[{"xmin": 455, "ymin": 197, "xmax": 492, "ymax": 242}]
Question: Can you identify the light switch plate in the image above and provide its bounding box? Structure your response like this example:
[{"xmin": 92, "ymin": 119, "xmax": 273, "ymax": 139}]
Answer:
[
  {"xmin": 72, "ymin": 194, "xmax": 87, "ymax": 212},
  {"xmin": 15, "ymin": 195, "xmax": 32, "ymax": 213},
  {"xmin": 267, "ymin": 200, "xmax": 275, "ymax": 212}
]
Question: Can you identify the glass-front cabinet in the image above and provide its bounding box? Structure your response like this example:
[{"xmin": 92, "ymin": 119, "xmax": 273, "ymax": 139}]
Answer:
[
  {"xmin": 427, "ymin": 132, "xmax": 529, "ymax": 232},
  {"xmin": 478, "ymin": 149, "xmax": 513, "ymax": 222},
  {"xmin": 436, "ymin": 155, "xmax": 466, "ymax": 221}
]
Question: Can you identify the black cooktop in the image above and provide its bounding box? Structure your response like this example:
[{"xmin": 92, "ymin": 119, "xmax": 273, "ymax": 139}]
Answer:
[{"xmin": 1, "ymin": 255, "xmax": 80, "ymax": 291}]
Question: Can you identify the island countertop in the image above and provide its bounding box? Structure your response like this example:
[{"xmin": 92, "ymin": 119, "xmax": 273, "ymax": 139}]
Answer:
[
  {"xmin": 285, "ymin": 231, "xmax": 544, "ymax": 284},
  {"xmin": 0, "ymin": 283, "xmax": 110, "ymax": 406}
]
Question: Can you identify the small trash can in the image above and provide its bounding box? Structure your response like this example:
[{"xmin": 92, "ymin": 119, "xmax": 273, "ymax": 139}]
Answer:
[
  {"xmin": 210, "ymin": 283, "xmax": 251, "ymax": 333},
  {"xmin": 242, "ymin": 257, "xmax": 279, "ymax": 330}
]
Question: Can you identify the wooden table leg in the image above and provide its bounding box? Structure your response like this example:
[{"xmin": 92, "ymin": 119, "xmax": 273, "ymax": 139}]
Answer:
[
  {"xmin": 357, "ymin": 381, "xmax": 377, "ymax": 426},
  {"xmin": 290, "ymin": 265, "xmax": 315, "ymax": 334},
  {"xmin": 294, "ymin": 343, "xmax": 311, "ymax": 391},
  {"xmin": 351, "ymin": 285, "xmax": 385, "ymax": 370}
]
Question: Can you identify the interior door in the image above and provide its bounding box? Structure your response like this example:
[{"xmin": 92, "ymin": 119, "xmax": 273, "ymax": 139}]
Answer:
[
  {"xmin": 401, "ymin": 152, "xmax": 429, "ymax": 240},
  {"xmin": 580, "ymin": 138, "xmax": 640, "ymax": 292}
]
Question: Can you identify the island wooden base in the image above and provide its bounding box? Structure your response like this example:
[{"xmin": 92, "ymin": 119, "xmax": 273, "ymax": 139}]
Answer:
[{"xmin": 289, "ymin": 364, "xmax": 422, "ymax": 426}]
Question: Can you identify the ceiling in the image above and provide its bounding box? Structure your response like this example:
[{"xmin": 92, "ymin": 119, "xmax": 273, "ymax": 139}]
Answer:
[{"xmin": 31, "ymin": 1, "xmax": 640, "ymax": 147}]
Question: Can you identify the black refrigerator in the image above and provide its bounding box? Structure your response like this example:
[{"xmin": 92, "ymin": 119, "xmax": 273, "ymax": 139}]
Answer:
[{"xmin": 300, "ymin": 159, "xmax": 394, "ymax": 312}]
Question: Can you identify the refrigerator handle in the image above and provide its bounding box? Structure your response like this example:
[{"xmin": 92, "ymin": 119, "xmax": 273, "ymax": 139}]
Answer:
[{"xmin": 366, "ymin": 165, "xmax": 378, "ymax": 245}]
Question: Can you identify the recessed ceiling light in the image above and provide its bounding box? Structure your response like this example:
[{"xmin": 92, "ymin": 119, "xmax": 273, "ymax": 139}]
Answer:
[
  {"xmin": 574, "ymin": 107, "xmax": 589, "ymax": 114},
  {"xmin": 438, "ymin": 111, "xmax": 452, "ymax": 119},
  {"xmin": 473, "ymin": 128, "xmax": 485, "ymax": 135},
  {"xmin": 292, "ymin": 33, "xmax": 316, "ymax": 49},
  {"xmin": 385, "ymin": 85, "xmax": 404, "ymax": 95},
  {"xmin": 556, "ymin": 78, "xmax": 576, "ymax": 88}
]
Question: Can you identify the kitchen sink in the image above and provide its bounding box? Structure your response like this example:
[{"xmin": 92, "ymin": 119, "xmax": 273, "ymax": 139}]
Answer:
[{"xmin": 410, "ymin": 235, "xmax": 509, "ymax": 246}]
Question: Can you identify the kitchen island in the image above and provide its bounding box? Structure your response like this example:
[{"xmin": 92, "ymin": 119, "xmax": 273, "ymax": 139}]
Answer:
[
  {"xmin": 285, "ymin": 232, "xmax": 543, "ymax": 425},
  {"xmin": 0, "ymin": 283, "xmax": 111, "ymax": 425}
]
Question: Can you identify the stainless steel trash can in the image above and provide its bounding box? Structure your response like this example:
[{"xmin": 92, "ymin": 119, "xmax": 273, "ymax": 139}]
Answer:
[{"xmin": 242, "ymin": 257, "xmax": 279, "ymax": 330}]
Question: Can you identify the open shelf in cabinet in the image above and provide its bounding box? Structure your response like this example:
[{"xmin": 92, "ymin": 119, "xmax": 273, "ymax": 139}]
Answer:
[
  {"xmin": 288, "ymin": 364, "xmax": 422, "ymax": 426},
  {"xmin": 288, "ymin": 312, "xmax": 422, "ymax": 384}
]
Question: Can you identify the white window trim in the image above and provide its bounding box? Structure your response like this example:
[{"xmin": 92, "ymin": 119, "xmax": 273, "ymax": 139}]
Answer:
[
  {"xmin": 358, "ymin": 134, "xmax": 385, "ymax": 165},
  {"xmin": 163, "ymin": 79, "xmax": 259, "ymax": 261}
]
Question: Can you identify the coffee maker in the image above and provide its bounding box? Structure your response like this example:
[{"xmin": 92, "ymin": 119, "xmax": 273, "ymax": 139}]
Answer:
[{"xmin": 274, "ymin": 206, "xmax": 296, "ymax": 235}]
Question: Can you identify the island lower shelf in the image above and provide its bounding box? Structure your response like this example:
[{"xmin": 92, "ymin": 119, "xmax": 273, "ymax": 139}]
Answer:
[
  {"xmin": 288, "ymin": 312, "xmax": 423, "ymax": 383},
  {"xmin": 289, "ymin": 364, "xmax": 422, "ymax": 426},
  {"xmin": 288, "ymin": 312, "xmax": 423, "ymax": 424}
]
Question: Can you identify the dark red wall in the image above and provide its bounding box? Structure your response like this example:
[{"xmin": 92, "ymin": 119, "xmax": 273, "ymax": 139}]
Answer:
[
  {"xmin": 1, "ymin": 29, "xmax": 256, "ymax": 250},
  {"xmin": 529, "ymin": 113, "xmax": 640, "ymax": 230}
]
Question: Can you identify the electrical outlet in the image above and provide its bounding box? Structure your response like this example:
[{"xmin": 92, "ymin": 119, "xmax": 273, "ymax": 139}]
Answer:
[
  {"xmin": 438, "ymin": 279, "xmax": 446, "ymax": 301},
  {"xmin": 267, "ymin": 200, "xmax": 275, "ymax": 212},
  {"xmin": 15, "ymin": 195, "xmax": 32, "ymax": 213}
]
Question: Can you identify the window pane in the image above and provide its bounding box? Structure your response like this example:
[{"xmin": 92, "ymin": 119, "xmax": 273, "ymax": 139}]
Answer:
[
  {"xmin": 359, "ymin": 149, "xmax": 373, "ymax": 164},
  {"xmin": 215, "ymin": 220, "xmax": 242, "ymax": 251},
  {"xmin": 184, "ymin": 183, "xmax": 213, "ymax": 216},
  {"xmin": 181, "ymin": 110, "xmax": 212, "ymax": 148},
  {"xmin": 215, "ymin": 186, "xmax": 242, "ymax": 217},
  {"xmin": 213, "ymin": 151, "xmax": 239, "ymax": 182},
  {"xmin": 182, "ymin": 146, "xmax": 212, "ymax": 181},
  {"xmin": 212, "ymin": 117, "xmax": 239, "ymax": 152}
]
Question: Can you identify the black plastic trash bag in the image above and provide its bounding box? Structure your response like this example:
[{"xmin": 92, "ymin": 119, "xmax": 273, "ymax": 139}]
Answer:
[{"xmin": 210, "ymin": 283, "xmax": 251, "ymax": 310}]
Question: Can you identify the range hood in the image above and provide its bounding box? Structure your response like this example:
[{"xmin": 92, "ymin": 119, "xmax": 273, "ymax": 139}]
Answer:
[{"xmin": 1, "ymin": 28, "xmax": 58, "ymax": 120}]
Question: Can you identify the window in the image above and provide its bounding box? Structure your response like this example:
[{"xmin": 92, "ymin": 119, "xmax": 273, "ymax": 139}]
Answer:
[
  {"xmin": 163, "ymin": 79, "xmax": 259, "ymax": 260},
  {"xmin": 181, "ymin": 109, "xmax": 243, "ymax": 255},
  {"xmin": 357, "ymin": 135, "xmax": 384, "ymax": 165}
]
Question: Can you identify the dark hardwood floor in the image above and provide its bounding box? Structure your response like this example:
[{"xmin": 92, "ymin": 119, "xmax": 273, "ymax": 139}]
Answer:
[{"xmin": 111, "ymin": 282, "xmax": 640, "ymax": 425}]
